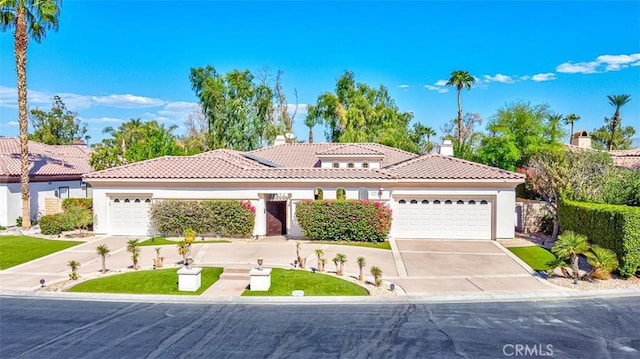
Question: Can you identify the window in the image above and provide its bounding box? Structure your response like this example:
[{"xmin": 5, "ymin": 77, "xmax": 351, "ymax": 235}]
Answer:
[
  {"xmin": 362, "ymin": 162, "xmax": 369, "ymax": 168},
  {"xmin": 134, "ymin": 199, "xmax": 141, "ymax": 203},
  {"xmin": 399, "ymin": 199, "xmax": 406, "ymax": 204},
  {"xmin": 332, "ymin": 162, "xmax": 339, "ymax": 168},
  {"xmin": 314, "ymin": 188, "xmax": 324, "ymax": 200},
  {"xmin": 358, "ymin": 188, "xmax": 369, "ymax": 200},
  {"xmin": 145, "ymin": 199, "xmax": 151, "ymax": 203},
  {"xmin": 445, "ymin": 200, "xmax": 453, "ymax": 204},
  {"xmin": 410, "ymin": 199, "xmax": 418, "ymax": 204},
  {"xmin": 433, "ymin": 200, "xmax": 441, "ymax": 204},
  {"xmin": 114, "ymin": 199, "xmax": 120, "ymax": 203},
  {"xmin": 480, "ymin": 200, "xmax": 488, "ymax": 205},
  {"xmin": 457, "ymin": 200, "xmax": 464, "ymax": 204},
  {"xmin": 58, "ymin": 187, "xmax": 69, "ymax": 199},
  {"xmin": 124, "ymin": 199, "xmax": 130, "ymax": 203},
  {"xmin": 468, "ymin": 200, "xmax": 476, "ymax": 205},
  {"xmin": 347, "ymin": 162, "xmax": 355, "ymax": 168},
  {"xmin": 422, "ymin": 200, "xmax": 429, "ymax": 204}
]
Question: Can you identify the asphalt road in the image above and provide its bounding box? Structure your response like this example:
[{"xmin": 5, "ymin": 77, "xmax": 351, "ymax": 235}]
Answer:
[{"xmin": 1, "ymin": 296, "xmax": 639, "ymax": 358}]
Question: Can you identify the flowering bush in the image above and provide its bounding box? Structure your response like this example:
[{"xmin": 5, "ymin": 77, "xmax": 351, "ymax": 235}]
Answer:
[
  {"xmin": 240, "ymin": 200, "xmax": 256, "ymax": 213},
  {"xmin": 295, "ymin": 200, "xmax": 392, "ymax": 242}
]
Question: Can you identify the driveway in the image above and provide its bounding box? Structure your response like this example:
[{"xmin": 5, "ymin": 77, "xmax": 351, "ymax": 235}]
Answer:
[{"xmin": 390, "ymin": 239, "xmax": 557, "ymax": 295}]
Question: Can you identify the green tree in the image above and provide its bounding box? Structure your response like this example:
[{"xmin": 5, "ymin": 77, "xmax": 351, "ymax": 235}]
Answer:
[
  {"xmin": 126, "ymin": 239, "xmax": 140, "ymax": 270},
  {"xmin": 68, "ymin": 259, "xmax": 80, "ymax": 280},
  {"xmin": 314, "ymin": 248, "xmax": 324, "ymax": 272},
  {"xmin": 96, "ymin": 244, "xmax": 110, "ymax": 274},
  {"xmin": 441, "ymin": 112, "xmax": 483, "ymax": 160},
  {"xmin": 370, "ymin": 266, "xmax": 383, "ymax": 287},
  {"xmin": 551, "ymin": 231, "xmax": 590, "ymax": 279},
  {"xmin": 445, "ymin": 70, "xmax": 476, "ymax": 145},
  {"xmin": 357, "ymin": 256, "xmax": 366, "ymax": 282},
  {"xmin": 409, "ymin": 123, "xmax": 437, "ymax": 154},
  {"xmin": 189, "ymin": 66, "xmax": 275, "ymax": 150},
  {"xmin": 333, "ymin": 253, "xmax": 347, "ymax": 276},
  {"xmin": 311, "ymin": 71, "xmax": 415, "ymax": 151},
  {"xmin": 590, "ymin": 117, "xmax": 636, "ymax": 151},
  {"xmin": 305, "ymin": 104, "xmax": 319, "ymax": 144},
  {"xmin": 606, "ymin": 94, "xmax": 631, "ymax": 150},
  {"xmin": 563, "ymin": 113, "xmax": 580, "ymax": 143},
  {"xmin": 585, "ymin": 246, "xmax": 619, "ymax": 280},
  {"xmin": 1, "ymin": 0, "xmax": 62, "ymax": 229},
  {"xmin": 29, "ymin": 95, "xmax": 87, "ymax": 145}
]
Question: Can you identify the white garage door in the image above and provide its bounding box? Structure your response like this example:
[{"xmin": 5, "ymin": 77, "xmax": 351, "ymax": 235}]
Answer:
[
  {"xmin": 393, "ymin": 198, "xmax": 492, "ymax": 239},
  {"xmin": 109, "ymin": 197, "xmax": 151, "ymax": 236}
]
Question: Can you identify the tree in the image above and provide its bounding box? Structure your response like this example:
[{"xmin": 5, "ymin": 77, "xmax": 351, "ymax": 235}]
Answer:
[
  {"xmin": 176, "ymin": 240, "xmax": 189, "ymax": 266},
  {"xmin": 1, "ymin": 0, "xmax": 62, "ymax": 229},
  {"xmin": 544, "ymin": 113, "xmax": 565, "ymax": 146},
  {"xmin": 370, "ymin": 266, "xmax": 383, "ymax": 287},
  {"xmin": 333, "ymin": 253, "xmax": 347, "ymax": 276},
  {"xmin": 441, "ymin": 112, "xmax": 483, "ymax": 159},
  {"xmin": 585, "ymin": 246, "xmax": 619, "ymax": 280},
  {"xmin": 606, "ymin": 94, "xmax": 631, "ymax": 150},
  {"xmin": 68, "ymin": 259, "xmax": 80, "ymax": 280},
  {"xmin": 590, "ymin": 117, "xmax": 636, "ymax": 151},
  {"xmin": 126, "ymin": 239, "xmax": 140, "ymax": 270},
  {"xmin": 409, "ymin": 123, "xmax": 437, "ymax": 155},
  {"xmin": 96, "ymin": 244, "xmax": 110, "ymax": 274},
  {"xmin": 314, "ymin": 248, "xmax": 324, "ymax": 272},
  {"xmin": 564, "ymin": 113, "xmax": 580, "ymax": 143},
  {"xmin": 357, "ymin": 256, "xmax": 366, "ymax": 282},
  {"xmin": 445, "ymin": 70, "xmax": 476, "ymax": 145},
  {"xmin": 305, "ymin": 105, "xmax": 319, "ymax": 144},
  {"xmin": 29, "ymin": 95, "xmax": 87, "ymax": 145},
  {"xmin": 311, "ymin": 71, "xmax": 415, "ymax": 151},
  {"xmin": 296, "ymin": 242, "xmax": 305, "ymax": 268},
  {"xmin": 551, "ymin": 231, "xmax": 590, "ymax": 279}
]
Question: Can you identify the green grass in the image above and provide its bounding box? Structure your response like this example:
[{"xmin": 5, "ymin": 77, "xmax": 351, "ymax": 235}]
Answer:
[
  {"xmin": 307, "ymin": 240, "xmax": 391, "ymax": 250},
  {"xmin": 68, "ymin": 267, "xmax": 223, "ymax": 295},
  {"xmin": 508, "ymin": 246, "xmax": 556, "ymax": 271},
  {"xmin": 0, "ymin": 235, "xmax": 82, "ymax": 270},
  {"xmin": 242, "ymin": 268, "xmax": 369, "ymax": 296},
  {"xmin": 139, "ymin": 237, "xmax": 230, "ymax": 246}
]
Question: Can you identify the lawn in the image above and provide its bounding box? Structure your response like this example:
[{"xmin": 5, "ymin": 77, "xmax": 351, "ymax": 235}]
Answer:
[
  {"xmin": 139, "ymin": 237, "xmax": 230, "ymax": 246},
  {"xmin": 68, "ymin": 267, "xmax": 223, "ymax": 295},
  {"xmin": 242, "ymin": 268, "xmax": 369, "ymax": 296},
  {"xmin": 0, "ymin": 235, "xmax": 82, "ymax": 270},
  {"xmin": 306, "ymin": 240, "xmax": 391, "ymax": 250},
  {"xmin": 508, "ymin": 245, "xmax": 556, "ymax": 271}
]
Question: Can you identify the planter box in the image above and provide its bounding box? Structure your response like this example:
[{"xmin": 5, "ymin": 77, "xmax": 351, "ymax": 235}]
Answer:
[
  {"xmin": 249, "ymin": 268, "xmax": 272, "ymax": 291},
  {"xmin": 177, "ymin": 267, "xmax": 202, "ymax": 291}
]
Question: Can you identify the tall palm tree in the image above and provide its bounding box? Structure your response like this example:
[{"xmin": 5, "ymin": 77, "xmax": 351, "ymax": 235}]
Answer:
[
  {"xmin": 1, "ymin": 0, "xmax": 62, "ymax": 229},
  {"xmin": 304, "ymin": 105, "xmax": 318, "ymax": 143},
  {"xmin": 357, "ymin": 256, "xmax": 366, "ymax": 282},
  {"xmin": 606, "ymin": 94, "xmax": 631, "ymax": 150},
  {"xmin": 96, "ymin": 244, "xmax": 110, "ymax": 274},
  {"xmin": 551, "ymin": 231, "xmax": 590, "ymax": 279},
  {"xmin": 424, "ymin": 126, "xmax": 436, "ymax": 154},
  {"xmin": 563, "ymin": 113, "xmax": 580, "ymax": 143},
  {"xmin": 446, "ymin": 70, "xmax": 476, "ymax": 145}
]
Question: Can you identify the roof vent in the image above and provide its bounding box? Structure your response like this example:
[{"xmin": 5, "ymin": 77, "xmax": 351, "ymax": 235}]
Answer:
[
  {"xmin": 274, "ymin": 135, "xmax": 287, "ymax": 146},
  {"xmin": 440, "ymin": 139, "xmax": 454, "ymax": 156}
]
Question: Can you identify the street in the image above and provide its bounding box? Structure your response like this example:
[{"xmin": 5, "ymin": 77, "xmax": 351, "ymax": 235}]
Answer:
[{"xmin": 1, "ymin": 296, "xmax": 639, "ymax": 358}]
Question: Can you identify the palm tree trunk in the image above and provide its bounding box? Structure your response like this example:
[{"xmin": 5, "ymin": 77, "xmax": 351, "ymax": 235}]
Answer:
[
  {"xmin": 570, "ymin": 254, "xmax": 579, "ymax": 279},
  {"xmin": 15, "ymin": 8, "xmax": 31, "ymax": 229},
  {"xmin": 456, "ymin": 88, "xmax": 463, "ymax": 145},
  {"xmin": 569, "ymin": 122, "xmax": 574, "ymax": 144},
  {"xmin": 359, "ymin": 267, "xmax": 363, "ymax": 282},
  {"xmin": 308, "ymin": 127, "xmax": 313, "ymax": 144},
  {"xmin": 609, "ymin": 109, "xmax": 620, "ymax": 151},
  {"xmin": 101, "ymin": 257, "xmax": 106, "ymax": 274}
]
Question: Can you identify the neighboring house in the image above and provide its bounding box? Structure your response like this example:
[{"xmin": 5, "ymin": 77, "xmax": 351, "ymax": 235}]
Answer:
[
  {"xmin": 84, "ymin": 138, "xmax": 525, "ymax": 240},
  {"xmin": 0, "ymin": 138, "xmax": 93, "ymax": 227},
  {"xmin": 570, "ymin": 130, "xmax": 640, "ymax": 169}
]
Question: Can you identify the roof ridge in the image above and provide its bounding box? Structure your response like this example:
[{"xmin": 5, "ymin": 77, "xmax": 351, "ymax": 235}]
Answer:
[{"xmin": 432, "ymin": 154, "xmax": 525, "ymax": 177}]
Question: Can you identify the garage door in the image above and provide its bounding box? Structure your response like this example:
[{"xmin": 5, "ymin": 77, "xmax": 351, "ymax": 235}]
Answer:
[
  {"xmin": 393, "ymin": 198, "xmax": 492, "ymax": 239},
  {"xmin": 109, "ymin": 197, "xmax": 152, "ymax": 236}
]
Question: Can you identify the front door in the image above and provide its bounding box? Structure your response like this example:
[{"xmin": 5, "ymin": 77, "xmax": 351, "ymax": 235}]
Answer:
[{"xmin": 266, "ymin": 201, "xmax": 287, "ymax": 236}]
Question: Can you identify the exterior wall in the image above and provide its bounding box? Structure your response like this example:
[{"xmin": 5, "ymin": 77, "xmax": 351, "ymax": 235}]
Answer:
[
  {"xmin": 319, "ymin": 160, "xmax": 381, "ymax": 169},
  {"xmin": 0, "ymin": 185, "xmax": 7, "ymax": 227},
  {"xmin": 1, "ymin": 180, "xmax": 86, "ymax": 227},
  {"xmin": 515, "ymin": 200, "xmax": 552, "ymax": 234},
  {"xmin": 495, "ymin": 189, "xmax": 517, "ymax": 240}
]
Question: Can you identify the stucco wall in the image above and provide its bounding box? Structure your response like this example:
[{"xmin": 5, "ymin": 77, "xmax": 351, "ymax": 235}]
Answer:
[
  {"xmin": 1, "ymin": 180, "xmax": 86, "ymax": 227},
  {"xmin": 495, "ymin": 189, "xmax": 517, "ymax": 240}
]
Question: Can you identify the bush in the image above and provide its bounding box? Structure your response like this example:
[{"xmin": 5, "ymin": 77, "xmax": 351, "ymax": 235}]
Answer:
[
  {"xmin": 295, "ymin": 200, "xmax": 392, "ymax": 242},
  {"xmin": 62, "ymin": 198, "xmax": 93, "ymax": 211},
  {"xmin": 559, "ymin": 199, "xmax": 640, "ymax": 278},
  {"xmin": 149, "ymin": 200, "xmax": 255, "ymax": 237},
  {"xmin": 40, "ymin": 214, "xmax": 64, "ymax": 235},
  {"xmin": 65, "ymin": 206, "xmax": 93, "ymax": 230}
]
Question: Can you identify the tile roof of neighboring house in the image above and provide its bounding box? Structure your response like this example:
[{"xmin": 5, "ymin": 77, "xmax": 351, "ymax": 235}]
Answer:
[
  {"xmin": 384, "ymin": 154, "xmax": 525, "ymax": 180},
  {"xmin": 316, "ymin": 144, "xmax": 386, "ymax": 157},
  {"xmin": 248, "ymin": 142, "xmax": 416, "ymax": 168},
  {"xmin": 0, "ymin": 137, "xmax": 92, "ymax": 179},
  {"xmin": 85, "ymin": 145, "xmax": 524, "ymax": 181},
  {"xmin": 610, "ymin": 148, "xmax": 640, "ymax": 169}
]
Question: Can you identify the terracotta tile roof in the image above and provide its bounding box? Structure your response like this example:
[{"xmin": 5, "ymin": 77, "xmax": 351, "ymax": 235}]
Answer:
[
  {"xmin": 0, "ymin": 137, "xmax": 92, "ymax": 178},
  {"xmin": 248, "ymin": 142, "xmax": 415, "ymax": 168},
  {"xmin": 316, "ymin": 144, "xmax": 386, "ymax": 157},
  {"xmin": 385, "ymin": 154, "xmax": 525, "ymax": 180},
  {"xmin": 610, "ymin": 148, "xmax": 640, "ymax": 169}
]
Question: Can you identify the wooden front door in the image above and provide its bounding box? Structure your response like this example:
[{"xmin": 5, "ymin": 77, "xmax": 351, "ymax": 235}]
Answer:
[{"xmin": 266, "ymin": 201, "xmax": 287, "ymax": 236}]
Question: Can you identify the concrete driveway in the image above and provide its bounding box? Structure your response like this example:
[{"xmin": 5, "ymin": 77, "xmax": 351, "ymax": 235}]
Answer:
[{"xmin": 390, "ymin": 239, "xmax": 557, "ymax": 295}]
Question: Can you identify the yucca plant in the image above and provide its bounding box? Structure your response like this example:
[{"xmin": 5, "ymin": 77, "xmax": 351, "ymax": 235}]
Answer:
[
  {"xmin": 177, "ymin": 240, "xmax": 189, "ymax": 265},
  {"xmin": 585, "ymin": 246, "xmax": 619, "ymax": 280},
  {"xmin": 551, "ymin": 231, "xmax": 589, "ymax": 279},
  {"xmin": 334, "ymin": 253, "xmax": 347, "ymax": 276},
  {"xmin": 357, "ymin": 256, "xmax": 366, "ymax": 282},
  {"xmin": 315, "ymin": 249, "xmax": 324, "ymax": 272},
  {"xmin": 68, "ymin": 260, "xmax": 80, "ymax": 280},
  {"xmin": 127, "ymin": 239, "xmax": 141, "ymax": 270},
  {"xmin": 96, "ymin": 244, "xmax": 110, "ymax": 274},
  {"xmin": 370, "ymin": 266, "xmax": 383, "ymax": 287},
  {"xmin": 296, "ymin": 242, "xmax": 305, "ymax": 268},
  {"xmin": 154, "ymin": 247, "xmax": 163, "ymax": 267},
  {"xmin": 546, "ymin": 257, "xmax": 570, "ymax": 278}
]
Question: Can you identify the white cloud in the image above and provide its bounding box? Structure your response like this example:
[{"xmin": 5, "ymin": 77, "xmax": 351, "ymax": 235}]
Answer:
[
  {"xmin": 555, "ymin": 61, "xmax": 599, "ymax": 74},
  {"xmin": 531, "ymin": 73, "xmax": 557, "ymax": 82},
  {"xmin": 483, "ymin": 74, "xmax": 514, "ymax": 84},
  {"xmin": 91, "ymin": 94, "xmax": 165, "ymax": 108},
  {"xmin": 78, "ymin": 116, "xmax": 124, "ymax": 124},
  {"xmin": 397, "ymin": 84, "xmax": 410, "ymax": 89},
  {"xmin": 434, "ymin": 79, "xmax": 448, "ymax": 86},
  {"xmin": 424, "ymin": 85, "xmax": 448, "ymax": 93},
  {"xmin": 8, "ymin": 121, "xmax": 18, "ymax": 126},
  {"xmin": 519, "ymin": 75, "xmax": 531, "ymax": 81},
  {"xmin": 556, "ymin": 53, "xmax": 640, "ymax": 74}
]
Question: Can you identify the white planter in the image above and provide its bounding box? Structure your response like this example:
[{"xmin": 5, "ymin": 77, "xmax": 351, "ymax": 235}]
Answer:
[
  {"xmin": 177, "ymin": 267, "xmax": 202, "ymax": 291},
  {"xmin": 249, "ymin": 268, "xmax": 272, "ymax": 291}
]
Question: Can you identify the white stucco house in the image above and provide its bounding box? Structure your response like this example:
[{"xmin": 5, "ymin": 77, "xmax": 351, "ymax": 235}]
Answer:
[
  {"xmin": 0, "ymin": 137, "xmax": 93, "ymax": 227},
  {"xmin": 84, "ymin": 139, "xmax": 525, "ymax": 240}
]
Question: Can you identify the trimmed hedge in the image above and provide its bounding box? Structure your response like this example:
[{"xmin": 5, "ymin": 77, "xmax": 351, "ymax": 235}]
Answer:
[
  {"xmin": 149, "ymin": 200, "xmax": 255, "ymax": 237},
  {"xmin": 558, "ymin": 199, "xmax": 640, "ymax": 278},
  {"xmin": 40, "ymin": 213, "xmax": 75, "ymax": 235},
  {"xmin": 296, "ymin": 200, "xmax": 392, "ymax": 242},
  {"xmin": 62, "ymin": 198, "xmax": 93, "ymax": 210}
]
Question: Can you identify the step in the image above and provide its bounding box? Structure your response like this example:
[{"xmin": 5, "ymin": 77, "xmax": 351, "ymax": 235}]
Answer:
[
  {"xmin": 219, "ymin": 272, "xmax": 250, "ymax": 281},
  {"xmin": 223, "ymin": 265, "xmax": 254, "ymax": 274}
]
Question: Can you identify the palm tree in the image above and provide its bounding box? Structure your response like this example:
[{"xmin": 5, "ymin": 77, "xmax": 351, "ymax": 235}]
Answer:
[
  {"xmin": 96, "ymin": 244, "xmax": 110, "ymax": 274},
  {"xmin": 424, "ymin": 126, "xmax": 436, "ymax": 154},
  {"xmin": 446, "ymin": 70, "xmax": 476, "ymax": 145},
  {"xmin": 551, "ymin": 231, "xmax": 590, "ymax": 279},
  {"xmin": 545, "ymin": 257, "xmax": 570, "ymax": 278},
  {"xmin": 606, "ymin": 94, "xmax": 631, "ymax": 150},
  {"xmin": 68, "ymin": 259, "xmax": 80, "ymax": 280},
  {"xmin": 296, "ymin": 242, "xmax": 305, "ymax": 268},
  {"xmin": 334, "ymin": 253, "xmax": 347, "ymax": 276},
  {"xmin": 370, "ymin": 266, "xmax": 383, "ymax": 287},
  {"xmin": 304, "ymin": 105, "xmax": 319, "ymax": 143},
  {"xmin": 1, "ymin": 0, "xmax": 62, "ymax": 229},
  {"xmin": 176, "ymin": 240, "xmax": 189, "ymax": 265},
  {"xmin": 357, "ymin": 256, "xmax": 366, "ymax": 282},
  {"xmin": 585, "ymin": 246, "xmax": 619, "ymax": 280},
  {"xmin": 564, "ymin": 113, "xmax": 580, "ymax": 143},
  {"xmin": 126, "ymin": 239, "xmax": 140, "ymax": 270},
  {"xmin": 314, "ymin": 249, "xmax": 324, "ymax": 272}
]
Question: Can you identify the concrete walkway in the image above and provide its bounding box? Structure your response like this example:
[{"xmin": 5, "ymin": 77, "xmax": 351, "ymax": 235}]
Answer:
[{"xmin": 0, "ymin": 235, "xmax": 562, "ymax": 298}]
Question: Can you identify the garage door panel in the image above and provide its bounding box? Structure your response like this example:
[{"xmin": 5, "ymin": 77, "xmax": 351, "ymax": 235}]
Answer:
[{"xmin": 109, "ymin": 197, "xmax": 151, "ymax": 236}]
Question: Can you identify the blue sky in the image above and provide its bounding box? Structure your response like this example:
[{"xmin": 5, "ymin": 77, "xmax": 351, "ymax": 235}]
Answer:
[{"xmin": 1, "ymin": 0, "xmax": 639, "ymax": 145}]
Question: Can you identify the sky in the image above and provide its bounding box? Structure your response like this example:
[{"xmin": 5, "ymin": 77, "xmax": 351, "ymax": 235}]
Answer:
[{"xmin": 1, "ymin": 0, "xmax": 639, "ymax": 146}]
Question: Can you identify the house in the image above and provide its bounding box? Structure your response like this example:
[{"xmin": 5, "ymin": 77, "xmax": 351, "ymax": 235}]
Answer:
[
  {"xmin": 570, "ymin": 130, "xmax": 640, "ymax": 169},
  {"xmin": 0, "ymin": 137, "xmax": 93, "ymax": 227},
  {"xmin": 84, "ymin": 138, "xmax": 524, "ymax": 240}
]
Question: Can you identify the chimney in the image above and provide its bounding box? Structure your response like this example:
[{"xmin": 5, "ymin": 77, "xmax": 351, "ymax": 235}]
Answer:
[
  {"xmin": 71, "ymin": 139, "xmax": 86, "ymax": 146},
  {"xmin": 274, "ymin": 135, "xmax": 287, "ymax": 146},
  {"xmin": 570, "ymin": 130, "xmax": 591, "ymax": 149},
  {"xmin": 440, "ymin": 139, "xmax": 454, "ymax": 156}
]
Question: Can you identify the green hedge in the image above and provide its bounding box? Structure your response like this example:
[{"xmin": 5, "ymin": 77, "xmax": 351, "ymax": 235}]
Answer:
[
  {"xmin": 40, "ymin": 213, "xmax": 75, "ymax": 235},
  {"xmin": 149, "ymin": 200, "xmax": 255, "ymax": 237},
  {"xmin": 62, "ymin": 198, "xmax": 93, "ymax": 210},
  {"xmin": 559, "ymin": 199, "xmax": 640, "ymax": 278},
  {"xmin": 295, "ymin": 200, "xmax": 392, "ymax": 242}
]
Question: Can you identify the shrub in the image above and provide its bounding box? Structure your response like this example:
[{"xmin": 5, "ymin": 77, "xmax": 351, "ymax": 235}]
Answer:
[
  {"xmin": 0, "ymin": 226, "xmax": 5, "ymax": 230},
  {"xmin": 336, "ymin": 188, "xmax": 346, "ymax": 200},
  {"xmin": 295, "ymin": 200, "xmax": 392, "ymax": 242},
  {"xmin": 40, "ymin": 214, "xmax": 64, "ymax": 235},
  {"xmin": 64, "ymin": 206, "xmax": 93, "ymax": 231},
  {"xmin": 559, "ymin": 199, "xmax": 640, "ymax": 278},
  {"xmin": 62, "ymin": 198, "xmax": 93, "ymax": 211},
  {"xmin": 149, "ymin": 200, "xmax": 255, "ymax": 237}
]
